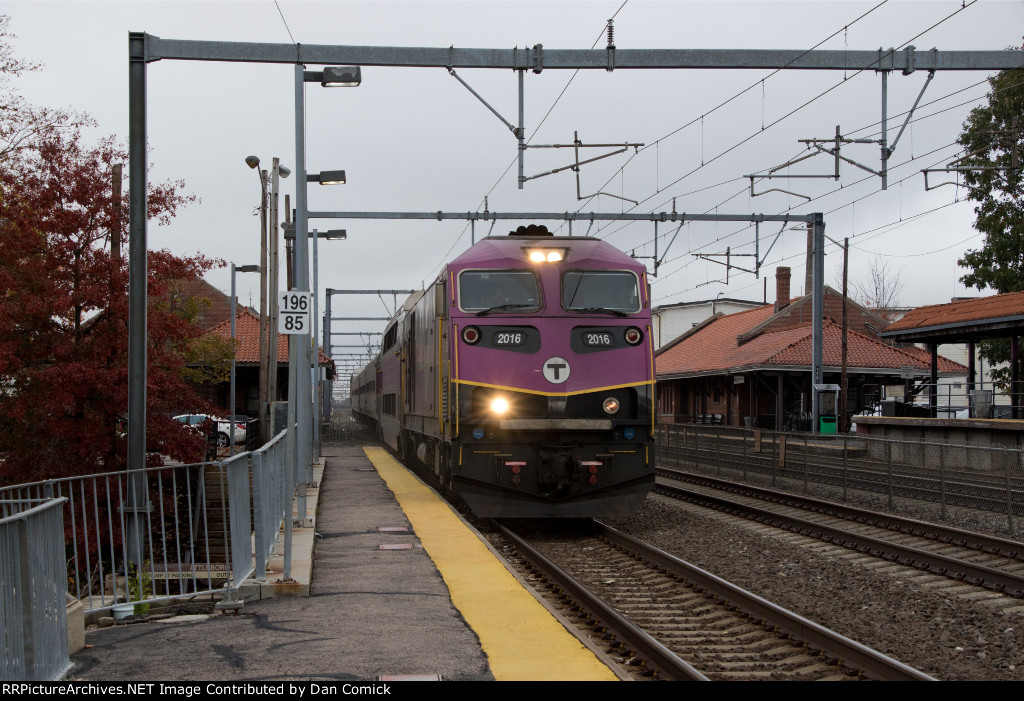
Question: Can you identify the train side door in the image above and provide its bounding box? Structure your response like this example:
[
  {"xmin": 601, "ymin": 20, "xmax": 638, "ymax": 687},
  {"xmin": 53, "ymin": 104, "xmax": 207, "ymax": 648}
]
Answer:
[
  {"xmin": 404, "ymin": 311, "xmax": 416, "ymax": 414},
  {"xmin": 434, "ymin": 279, "xmax": 448, "ymax": 437},
  {"xmin": 375, "ymin": 362, "xmax": 382, "ymax": 418}
]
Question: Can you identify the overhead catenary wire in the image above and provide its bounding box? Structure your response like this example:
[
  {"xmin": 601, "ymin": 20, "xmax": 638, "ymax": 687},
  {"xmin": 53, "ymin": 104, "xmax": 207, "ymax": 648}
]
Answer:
[
  {"xmin": 653, "ymin": 198, "xmax": 972, "ymax": 305},
  {"xmin": 601, "ymin": 1, "xmax": 992, "ymax": 298},
  {"xmin": 423, "ymin": 0, "xmax": 988, "ymax": 298},
  {"xmin": 273, "ymin": 1, "xmax": 297, "ymax": 44},
  {"xmin": 622, "ymin": 69, "xmax": 1019, "ymax": 264},
  {"xmin": 650, "ymin": 139, "xmax": 969, "ymax": 285},
  {"xmin": 652, "ymin": 159, "xmax": 976, "ymax": 302},
  {"xmin": 577, "ymin": 0, "xmax": 892, "ymax": 221},
  {"xmin": 589, "ymin": 0, "xmax": 979, "ymax": 247},
  {"xmin": 602, "ymin": 73, "xmax": 1002, "ymax": 257},
  {"xmin": 642, "ymin": 134, "xmax": 974, "ymax": 302},
  {"xmin": 425, "ymin": 1, "xmax": 631, "ymax": 281}
]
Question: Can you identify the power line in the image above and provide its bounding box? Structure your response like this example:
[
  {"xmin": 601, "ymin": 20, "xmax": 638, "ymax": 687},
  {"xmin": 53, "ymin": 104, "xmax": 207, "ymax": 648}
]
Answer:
[
  {"xmin": 648, "ymin": 140, "xmax": 966, "ymax": 288},
  {"xmin": 425, "ymin": 1, "xmax": 630, "ymax": 280},
  {"xmin": 579, "ymin": 1, "xmax": 892, "ymax": 227},
  {"xmin": 652, "ymin": 198, "xmax": 967, "ymax": 305},
  {"xmin": 593, "ymin": 0, "xmax": 981, "ymax": 253},
  {"xmin": 273, "ymin": 1, "xmax": 297, "ymax": 44}
]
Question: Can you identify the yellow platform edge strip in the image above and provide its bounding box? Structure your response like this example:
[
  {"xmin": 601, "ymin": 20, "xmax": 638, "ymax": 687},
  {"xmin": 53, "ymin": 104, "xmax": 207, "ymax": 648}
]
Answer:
[{"xmin": 363, "ymin": 446, "xmax": 618, "ymax": 682}]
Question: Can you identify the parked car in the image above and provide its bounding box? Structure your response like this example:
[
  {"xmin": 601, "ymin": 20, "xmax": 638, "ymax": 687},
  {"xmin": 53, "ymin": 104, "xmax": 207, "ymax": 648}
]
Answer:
[{"xmin": 173, "ymin": 414, "xmax": 246, "ymax": 447}]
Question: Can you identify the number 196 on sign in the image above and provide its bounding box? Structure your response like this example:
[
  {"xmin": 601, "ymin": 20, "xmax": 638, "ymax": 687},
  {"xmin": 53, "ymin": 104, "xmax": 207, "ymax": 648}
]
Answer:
[{"xmin": 279, "ymin": 291, "xmax": 311, "ymax": 335}]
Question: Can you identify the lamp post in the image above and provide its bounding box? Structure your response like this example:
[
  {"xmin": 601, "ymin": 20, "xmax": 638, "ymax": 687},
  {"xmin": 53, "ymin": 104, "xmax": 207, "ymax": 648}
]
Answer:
[
  {"xmin": 245, "ymin": 156, "xmax": 291, "ymax": 444},
  {"xmin": 284, "ymin": 225, "xmax": 347, "ymax": 456},
  {"xmin": 292, "ymin": 62, "xmax": 361, "ymax": 520},
  {"xmin": 230, "ymin": 263, "xmax": 260, "ymax": 455}
]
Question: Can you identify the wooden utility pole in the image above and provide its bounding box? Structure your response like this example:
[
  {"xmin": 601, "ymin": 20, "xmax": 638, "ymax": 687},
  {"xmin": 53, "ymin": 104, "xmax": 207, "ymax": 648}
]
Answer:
[
  {"xmin": 258, "ymin": 169, "xmax": 269, "ymax": 443},
  {"xmin": 285, "ymin": 194, "xmax": 293, "ymax": 289},
  {"xmin": 267, "ymin": 164, "xmax": 285, "ymax": 426},
  {"xmin": 111, "ymin": 164, "xmax": 123, "ymax": 265}
]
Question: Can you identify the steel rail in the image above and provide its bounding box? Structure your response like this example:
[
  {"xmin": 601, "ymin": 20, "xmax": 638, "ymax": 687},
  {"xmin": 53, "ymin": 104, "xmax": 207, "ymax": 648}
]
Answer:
[
  {"xmin": 658, "ymin": 467, "xmax": 1024, "ymax": 557},
  {"xmin": 593, "ymin": 523, "xmax": 936, "ymax": 681},
  {"xmin": 654, "ymin": 477, "xmax": 1024, "ymax": 597},
  {"xmin": 493, "ymin": 521, "xmax": 708, "ymax": 681}
]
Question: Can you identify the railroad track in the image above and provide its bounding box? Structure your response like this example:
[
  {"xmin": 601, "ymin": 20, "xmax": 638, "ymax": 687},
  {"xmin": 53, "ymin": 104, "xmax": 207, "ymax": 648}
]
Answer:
[
  {"xmin": 493, "ymin": 520, "xmax": 934, "ymax": 681},
  {"xmin": 656, "ymin": 466, "xmax": 1024, "ymax": 597}
]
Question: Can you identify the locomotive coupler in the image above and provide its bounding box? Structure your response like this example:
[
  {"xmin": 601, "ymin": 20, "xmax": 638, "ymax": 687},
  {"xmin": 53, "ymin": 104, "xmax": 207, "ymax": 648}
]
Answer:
[{"xmin": 538, "ymin": 447, "xmax": 580, "ymax": 498}]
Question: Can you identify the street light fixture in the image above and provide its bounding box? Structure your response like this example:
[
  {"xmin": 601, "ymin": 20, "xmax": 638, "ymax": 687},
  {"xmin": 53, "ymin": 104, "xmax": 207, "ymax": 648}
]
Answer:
[
  {"xmin": 281, "ymin": 225, "xmax": 347, "ymax": 240},
  {"xmin": 308, "ymin": 170, "xmax": 346, "ymax": 185},
  {"xmin": 230, "ymin": 263, "xmax": 260, "ymax": 455},
  {"xmin": 321, "ymin": 65, "xmax": 362, "ymax": 87}
]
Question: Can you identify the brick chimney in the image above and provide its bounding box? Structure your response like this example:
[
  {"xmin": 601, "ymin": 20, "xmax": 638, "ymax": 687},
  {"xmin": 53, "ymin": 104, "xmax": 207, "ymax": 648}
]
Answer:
[{"xmin": 775, "ymin": 267, "xmax": 791, "ymax": 313}]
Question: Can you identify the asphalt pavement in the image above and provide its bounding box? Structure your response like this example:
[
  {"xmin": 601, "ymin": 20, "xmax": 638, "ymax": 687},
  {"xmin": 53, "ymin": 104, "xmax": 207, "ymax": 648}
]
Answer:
[{"xmin": 68, "ymin": 445, "xmax": 493, "ymax": 682}]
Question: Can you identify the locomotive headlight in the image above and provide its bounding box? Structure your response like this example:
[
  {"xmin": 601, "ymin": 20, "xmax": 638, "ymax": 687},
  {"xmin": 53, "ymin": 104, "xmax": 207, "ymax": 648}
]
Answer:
[
  {"xmin": 602, "ymin": 397, "xmax": 621, "ymax": 415},
  {"xmin": 525, "ymin": 247, "xmax": 567, "ymax": 263},
  {"xmin": 490, "ymin": 397, "xmax": 510, "ymax": 415},
  {"xmin": 624, "ymin": 327, "xmax": 643, "ymax": 345}
]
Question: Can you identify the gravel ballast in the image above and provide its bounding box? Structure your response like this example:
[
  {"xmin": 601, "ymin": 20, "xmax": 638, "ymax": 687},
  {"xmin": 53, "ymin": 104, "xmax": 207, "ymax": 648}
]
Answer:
[{"xmin": 603, "ymin": 495, "xmax": 1024, "ymax": 681}]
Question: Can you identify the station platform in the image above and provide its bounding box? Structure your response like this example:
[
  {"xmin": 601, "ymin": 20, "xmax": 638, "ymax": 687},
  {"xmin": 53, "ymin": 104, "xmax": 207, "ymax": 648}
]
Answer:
[{"xmin": 68, "ymin": 444, "xmax": 620, "ymax": 682}]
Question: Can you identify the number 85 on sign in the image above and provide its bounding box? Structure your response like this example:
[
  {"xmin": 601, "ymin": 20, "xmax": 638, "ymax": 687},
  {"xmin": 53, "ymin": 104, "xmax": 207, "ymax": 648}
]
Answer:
[{"xmin": 279, "ymin": 291, "xmax": 311, "ymax": 334}]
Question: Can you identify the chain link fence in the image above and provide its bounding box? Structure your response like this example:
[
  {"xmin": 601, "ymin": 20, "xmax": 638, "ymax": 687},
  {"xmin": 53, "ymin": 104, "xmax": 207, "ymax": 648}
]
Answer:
[{"xmin": 322, "ymin": 409, "xmax": 381, "ymax": 447}]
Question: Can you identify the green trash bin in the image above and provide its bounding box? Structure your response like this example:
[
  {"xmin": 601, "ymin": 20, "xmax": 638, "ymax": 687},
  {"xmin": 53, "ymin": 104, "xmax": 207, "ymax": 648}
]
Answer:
[{"xmin": 820, "ymin": 416, "xmax": 837, "ymax": 434}]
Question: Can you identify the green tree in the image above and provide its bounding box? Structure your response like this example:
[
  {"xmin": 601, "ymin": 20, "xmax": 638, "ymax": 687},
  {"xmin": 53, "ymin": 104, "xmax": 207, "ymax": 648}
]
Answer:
[
  {"xmin": 955, "ymin": 55, "xmax": 1024, "ymax": 389},
  {"xmin": 957, "ymin": 60, "xmax": 1024, "ymax": 293}
]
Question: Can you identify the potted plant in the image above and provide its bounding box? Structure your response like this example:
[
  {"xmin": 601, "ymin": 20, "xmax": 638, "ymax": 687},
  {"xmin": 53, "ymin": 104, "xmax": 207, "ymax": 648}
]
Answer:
[{"xmin": 111, "ymin": 563, "xmax": 152, "ymax": 620}]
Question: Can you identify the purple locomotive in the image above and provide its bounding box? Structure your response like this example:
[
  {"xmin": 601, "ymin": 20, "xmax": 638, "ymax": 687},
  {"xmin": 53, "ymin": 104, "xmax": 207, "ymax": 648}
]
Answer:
[{"xmin": 351, "ymin": 226, "xmax": 655, "ymax": 517}]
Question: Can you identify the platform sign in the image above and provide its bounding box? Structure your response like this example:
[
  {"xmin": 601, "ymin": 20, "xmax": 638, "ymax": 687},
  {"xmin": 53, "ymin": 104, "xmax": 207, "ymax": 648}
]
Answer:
[{"xmin": 279, "ymin": 290, "xmax": 311, "ymax": 334}]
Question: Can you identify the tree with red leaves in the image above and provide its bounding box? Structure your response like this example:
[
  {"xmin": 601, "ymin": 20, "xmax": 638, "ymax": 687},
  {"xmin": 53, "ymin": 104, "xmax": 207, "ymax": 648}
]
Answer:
[{"xmin": 0, "ymin": 122, "xmax": 230, "ymax": 484}]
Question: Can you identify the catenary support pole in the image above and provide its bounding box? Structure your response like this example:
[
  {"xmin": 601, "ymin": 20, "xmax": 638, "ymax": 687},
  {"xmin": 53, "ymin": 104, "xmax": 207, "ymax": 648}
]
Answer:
[{"xmin": 126, "ymin": 32, "xmax": 150, "ymax": 569}]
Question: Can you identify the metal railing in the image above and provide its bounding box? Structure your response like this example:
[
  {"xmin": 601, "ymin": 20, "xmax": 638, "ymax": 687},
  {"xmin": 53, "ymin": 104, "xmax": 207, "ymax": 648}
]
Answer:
[
  {"xmin": 658, "ymin": 423, "xmax": 1024, "ymax": 537},
  {"xmin": 866, "ymin": 379, "xmax": 1023, "ymax": 420},
  {"xmin": 0, "ymin": 430, "xmax": 293, "ymax": 618},
  {"xmin": 1, "ymin": 497, "xmax": 71, "ymax": 681},
  {"xmin": 248, "ymin": 430, "xmax": 290, "ymax": 583}
]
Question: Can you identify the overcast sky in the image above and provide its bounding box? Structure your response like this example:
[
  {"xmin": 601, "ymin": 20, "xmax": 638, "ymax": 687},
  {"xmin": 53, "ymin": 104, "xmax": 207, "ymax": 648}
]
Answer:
[{"xmin": 6, "ymin": 0, "xmax": 1024, "ymax": 365}]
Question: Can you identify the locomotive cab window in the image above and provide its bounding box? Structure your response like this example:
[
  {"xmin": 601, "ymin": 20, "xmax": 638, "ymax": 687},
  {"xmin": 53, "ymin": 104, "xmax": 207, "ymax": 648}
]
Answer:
[
  {"xmin": 458, "ymin": 270, "xmax": 541, "ymax": 314},
  {"xmin": 562, "ymin": 270, "xmax": 641, "ymax": 314}
]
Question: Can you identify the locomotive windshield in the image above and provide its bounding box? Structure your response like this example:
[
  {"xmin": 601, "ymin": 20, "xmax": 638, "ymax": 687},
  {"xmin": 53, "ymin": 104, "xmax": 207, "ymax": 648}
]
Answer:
[
  {"xmin": 562, "ymin": 270, "xmax": 641, "ymax": 314},
  {"xmin": 459, "ymin": 270, "xmax": 541, "ymax": 313}
]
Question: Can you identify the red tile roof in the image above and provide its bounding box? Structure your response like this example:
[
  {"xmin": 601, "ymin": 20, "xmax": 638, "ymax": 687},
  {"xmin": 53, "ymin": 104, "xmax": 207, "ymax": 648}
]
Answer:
[
  {"xmin": 167, "ymin": 278, "xmax": 233, "ymax": 332},
  {"xmin": 657, "ymin": 306, "xmax": 966, "ymax": 378},
  {"xmin": 207, "ymin": 307, "xmax": 334, "ymax": 368},
  {"xmin": 885, "ymin": 292, "xmax": 1024, "ymax": 332}
]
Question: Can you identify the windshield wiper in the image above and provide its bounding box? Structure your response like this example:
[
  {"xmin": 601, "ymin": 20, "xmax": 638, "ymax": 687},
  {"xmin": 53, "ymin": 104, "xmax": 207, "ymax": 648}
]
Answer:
[
  {"xmin": 573, "ymin": 306, "xmax": 629, "ymax": 317},
  {"xmin": 476, "ymin": 303, "xmax": 535, "ymax": 316}
]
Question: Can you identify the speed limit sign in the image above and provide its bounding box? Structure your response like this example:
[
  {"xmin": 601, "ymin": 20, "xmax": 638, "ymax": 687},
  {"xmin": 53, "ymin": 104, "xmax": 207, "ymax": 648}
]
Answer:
[{"xmin": 279, "ymin": 290, "xmax": 311, "ymax": 334}]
